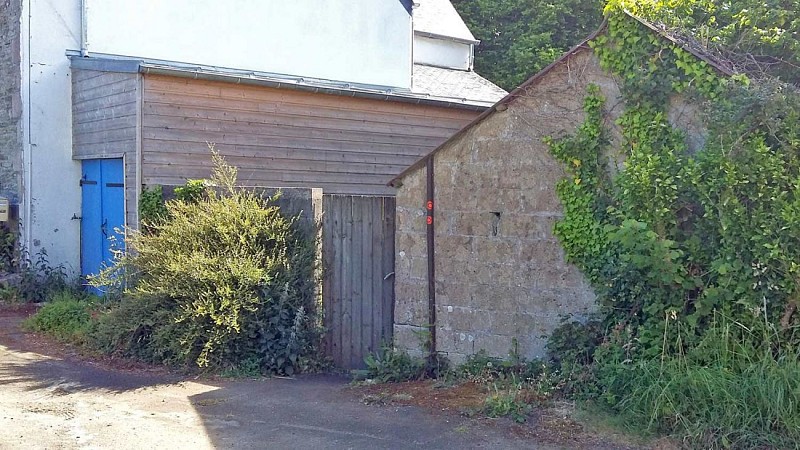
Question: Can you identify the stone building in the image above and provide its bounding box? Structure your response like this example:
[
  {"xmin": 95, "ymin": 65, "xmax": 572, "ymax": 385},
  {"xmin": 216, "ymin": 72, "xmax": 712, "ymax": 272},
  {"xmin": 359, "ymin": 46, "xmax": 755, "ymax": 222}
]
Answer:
[
  {"xmin": 389, "ymin": 15, "xmax": 730, "ymax": 362},
  {"xmin": 0, "ymin": 0, "xmax": 22, "ymax": 208}
]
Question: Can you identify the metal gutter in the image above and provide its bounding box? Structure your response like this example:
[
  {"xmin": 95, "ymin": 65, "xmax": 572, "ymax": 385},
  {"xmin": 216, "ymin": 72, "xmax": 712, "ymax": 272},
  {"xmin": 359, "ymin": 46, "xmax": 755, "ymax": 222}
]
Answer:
[
  {"xmin": 80, "ymin": 0, "xmax": 88, "ymax": 56},
  {"xmin": 70, "ymin": 56, "xmax": 141, "ymax": 73},
  {"xmin": 139, "ymin": 65, "xmax": 485, "ymax": 111},
  {"xmin": 66, "ymin": 53, "xmax": 493, "ymax": 111}
]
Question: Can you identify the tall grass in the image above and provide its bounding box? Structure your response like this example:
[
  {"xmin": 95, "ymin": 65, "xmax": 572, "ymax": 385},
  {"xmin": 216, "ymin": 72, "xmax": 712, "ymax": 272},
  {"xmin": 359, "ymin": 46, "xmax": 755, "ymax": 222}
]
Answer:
[{"xmin": 611, "ymin": 319, "xmax": 800, "ymax": 448}]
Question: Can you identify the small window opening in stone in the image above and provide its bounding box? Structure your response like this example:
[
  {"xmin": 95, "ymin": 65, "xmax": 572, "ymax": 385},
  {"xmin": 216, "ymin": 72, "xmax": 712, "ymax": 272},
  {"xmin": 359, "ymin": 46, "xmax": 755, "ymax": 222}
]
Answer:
[{"xmin": 490, "ymin": 212, "xmax": 502, "ymax": 236}]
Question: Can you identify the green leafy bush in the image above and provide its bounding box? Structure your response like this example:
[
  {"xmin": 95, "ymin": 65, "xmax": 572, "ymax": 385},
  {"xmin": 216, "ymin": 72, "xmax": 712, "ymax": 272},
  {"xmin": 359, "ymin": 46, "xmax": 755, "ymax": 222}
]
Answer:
[
  {"xmin": 90, "ymin": 295, "xmax": 183, "ymax": 364},
  {"xmin": 139, "ymin": 181, "xmax": 204, "ymax": 234},
  {"xmin": 173, "ymin": 179, "xmax": 206, "ymax": 203},
  {"xmin": 139, "ymin": 185, "xmax": 169, "ymax": 230},
  {"xmin": 549, "ymin": 11, "xmax": 800, "ymax": 358},
  {"xmin": 0, "ymin": 223, "xmax": 18, "ymax": 273},
  {"xmin": 24, "ymin": 291, "xmax": 96, "ymax": 344},
  {"xmin": 94, "ymin": 151, "xmax": 319, "ymax": 375},
  {"xmin": 482, "ymin": 390, "xmax": 532, "ymax": 423}
]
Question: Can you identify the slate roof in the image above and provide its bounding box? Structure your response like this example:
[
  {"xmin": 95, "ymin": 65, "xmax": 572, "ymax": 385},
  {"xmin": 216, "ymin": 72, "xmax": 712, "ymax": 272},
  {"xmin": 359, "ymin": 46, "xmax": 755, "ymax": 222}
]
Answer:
[
  {"xmin": 413, "ymin": 64, "xmax": 507, "ymax": 105},
  {"xmin": 414, "ymin": 0, "xmax": 477, "ymax": 43}
]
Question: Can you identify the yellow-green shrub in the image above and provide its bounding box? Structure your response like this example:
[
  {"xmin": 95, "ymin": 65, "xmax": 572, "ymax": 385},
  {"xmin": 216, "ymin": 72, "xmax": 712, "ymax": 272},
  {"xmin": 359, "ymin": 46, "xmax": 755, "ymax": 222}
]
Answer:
[{"xmin": 94, "ymin": 152, "xmax": 319, "ymax": 375}]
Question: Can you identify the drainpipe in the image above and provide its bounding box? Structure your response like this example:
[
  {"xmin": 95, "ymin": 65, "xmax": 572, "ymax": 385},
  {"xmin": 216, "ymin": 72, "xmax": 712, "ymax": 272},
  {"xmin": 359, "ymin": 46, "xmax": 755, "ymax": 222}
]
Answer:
[
  {"xmin": 425, "ymin": 157, "xmax": 436, "ymax": 359},
  {"xmin": 21, "ymin": 0, "xmax": 32, "ymax": 254},
  {"xmin": 80, "ymin": 0, "xmax": 88, "ymax": 56},
  {"xmin": 469, "ymin": 43, "xmax": 475, "ymax": 71}
]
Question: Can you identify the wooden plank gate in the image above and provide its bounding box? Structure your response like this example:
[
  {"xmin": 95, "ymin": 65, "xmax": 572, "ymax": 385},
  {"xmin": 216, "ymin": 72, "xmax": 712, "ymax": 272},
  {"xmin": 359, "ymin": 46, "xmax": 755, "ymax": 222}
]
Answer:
[{"xmin": 322, "ymin": 195, "xmax": 395, "ymax": 369}]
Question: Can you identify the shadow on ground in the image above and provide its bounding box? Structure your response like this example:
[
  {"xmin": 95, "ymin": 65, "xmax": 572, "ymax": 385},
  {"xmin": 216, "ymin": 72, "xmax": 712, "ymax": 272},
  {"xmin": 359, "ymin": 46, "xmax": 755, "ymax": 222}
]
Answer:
[
  {"xmin": 0, "ymin": 306, "xmax": 544, "ymax": 449},
  {"xmin": 0, "ymin": 355, "xmax": 180, "ymax": 394},
  {"xmin": 187, "ymin": 375, "xmax": 542, "ymax": 449},
  {"xmin": 0, "ymin": 308, "xmax": 180, "ymax": 394},
  {"xmin": 0, "ymin": 306, "xmax": 640, "ymax": 449}
]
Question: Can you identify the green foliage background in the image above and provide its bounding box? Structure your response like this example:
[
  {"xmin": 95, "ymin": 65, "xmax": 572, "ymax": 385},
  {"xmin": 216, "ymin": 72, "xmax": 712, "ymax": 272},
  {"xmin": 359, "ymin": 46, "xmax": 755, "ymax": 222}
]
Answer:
[
  {"xmin": 452, "ymin": 0, "xmax": 604, "ymax": 90},
  {"xmin": 453, "ymin": 0, "xmax": 799, "ymax": 90}
]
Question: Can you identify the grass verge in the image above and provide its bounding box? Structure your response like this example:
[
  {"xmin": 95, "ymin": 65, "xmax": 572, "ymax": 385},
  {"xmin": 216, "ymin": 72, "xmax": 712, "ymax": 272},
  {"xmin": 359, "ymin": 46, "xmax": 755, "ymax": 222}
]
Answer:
[{"xmin": 23, "ymin": 290, "xmax": 96, "ymax": 344}]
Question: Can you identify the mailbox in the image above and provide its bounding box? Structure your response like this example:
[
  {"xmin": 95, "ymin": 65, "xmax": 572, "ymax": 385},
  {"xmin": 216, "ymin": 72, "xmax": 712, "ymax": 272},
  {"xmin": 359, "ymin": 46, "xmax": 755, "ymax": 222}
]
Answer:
[{"xmin": 0, "ymin": 197, "xmax": 9, "ymax": 222}]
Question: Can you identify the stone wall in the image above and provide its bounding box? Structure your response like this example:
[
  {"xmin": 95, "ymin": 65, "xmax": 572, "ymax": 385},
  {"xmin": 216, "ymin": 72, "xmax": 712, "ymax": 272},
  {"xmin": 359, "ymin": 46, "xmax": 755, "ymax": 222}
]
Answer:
[
  {"xmin": 394, "ymin": 49, "xmax": 623, "ymax": 362},
  {"xmin": 0, "ymin": 0, "xmax": 22, "ymax": 204},
  {"xmin": 394, "ymin": 164, "xmax": 430, "ymax": 358}
]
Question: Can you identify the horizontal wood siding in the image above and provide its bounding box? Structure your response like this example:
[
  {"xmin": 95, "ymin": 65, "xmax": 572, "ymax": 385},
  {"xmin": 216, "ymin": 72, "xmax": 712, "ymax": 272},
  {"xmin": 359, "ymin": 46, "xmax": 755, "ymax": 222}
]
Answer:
[
  {"xmin": 72, "ymin": 69, "xmax": 140, "ymax": 227},
  {"xmin": 72, "ymin": 70, "xmax": 138, "ymax": 159},
  {"xmin": 141, "ymin": 75, "xmax": 478, "ymax": 195}
]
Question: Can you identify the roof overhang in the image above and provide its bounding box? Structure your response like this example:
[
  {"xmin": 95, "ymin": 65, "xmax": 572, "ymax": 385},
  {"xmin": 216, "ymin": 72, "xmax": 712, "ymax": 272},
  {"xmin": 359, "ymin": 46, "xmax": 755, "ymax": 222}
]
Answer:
[
  {"xmin": 67, "ymin": 52, "xmax": 491, "ymax": 111},
  {"xmin": 414, "ymin": 30, "xmax": 480, "ymax": 45}
]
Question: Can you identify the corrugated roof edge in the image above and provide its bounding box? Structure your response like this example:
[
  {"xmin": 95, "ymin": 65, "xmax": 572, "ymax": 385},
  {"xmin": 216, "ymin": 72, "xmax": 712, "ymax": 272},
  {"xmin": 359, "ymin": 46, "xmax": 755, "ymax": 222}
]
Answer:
[
  {"xmin": 389, "ymin": 11, "xmax": 737, "ymax": 187},
  {"xmin": 67, "ymin": 52, "xmax": 492, "ymax": 111}
]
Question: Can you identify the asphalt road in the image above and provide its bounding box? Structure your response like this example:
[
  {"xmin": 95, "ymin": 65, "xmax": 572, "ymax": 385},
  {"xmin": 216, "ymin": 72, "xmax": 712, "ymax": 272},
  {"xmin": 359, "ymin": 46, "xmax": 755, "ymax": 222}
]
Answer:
[{"xmin": 0, "ymin": 311, "xmax": 546, "ymax": 450}]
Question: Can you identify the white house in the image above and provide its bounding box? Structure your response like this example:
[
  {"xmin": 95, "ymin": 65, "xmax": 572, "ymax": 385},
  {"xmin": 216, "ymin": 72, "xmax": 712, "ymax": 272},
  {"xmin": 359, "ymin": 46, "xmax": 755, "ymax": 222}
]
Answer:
[{"xmin": 0, "ymin": 0, "xmax": 505, "ymax": 285}]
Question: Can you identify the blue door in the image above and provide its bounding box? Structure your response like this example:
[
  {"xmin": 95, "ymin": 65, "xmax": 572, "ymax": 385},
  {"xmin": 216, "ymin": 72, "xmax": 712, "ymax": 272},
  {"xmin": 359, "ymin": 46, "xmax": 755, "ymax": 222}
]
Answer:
[{"xmin": 81, "ymin": 159, "xmax": 125, "ymax": 291}]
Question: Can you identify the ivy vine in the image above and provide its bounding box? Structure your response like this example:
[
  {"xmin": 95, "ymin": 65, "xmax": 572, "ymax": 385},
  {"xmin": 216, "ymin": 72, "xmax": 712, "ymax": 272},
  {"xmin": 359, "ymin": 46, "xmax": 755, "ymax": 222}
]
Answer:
[{"xmin": 548, "ymin": 10, "xmax": 800, "ymax": 358}]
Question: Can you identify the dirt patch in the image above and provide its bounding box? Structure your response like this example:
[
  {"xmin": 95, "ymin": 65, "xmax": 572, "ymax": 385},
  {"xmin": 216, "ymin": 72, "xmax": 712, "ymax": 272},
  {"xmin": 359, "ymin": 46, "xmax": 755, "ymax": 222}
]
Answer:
[
  {"xmin": 0, "ymin": 302, "xmax": 39, "ymax": 317},
  {"xmin": 356, "ymin": 379, "xmax": 487, "ymax": 413},
  {"xmin": 352, "ymin": 380, "xmax": 652, "ymax": 450}
]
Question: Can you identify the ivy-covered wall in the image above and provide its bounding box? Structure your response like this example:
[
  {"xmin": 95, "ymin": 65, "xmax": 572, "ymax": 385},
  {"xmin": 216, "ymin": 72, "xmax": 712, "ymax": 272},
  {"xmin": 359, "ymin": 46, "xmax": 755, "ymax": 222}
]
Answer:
[
  {"xmin": 548, "ymin": 11, "xmax": 800, "ymax": 358},
  {"xmin": 393, "ymin": 16, "xmax": 734, "ymax": 362}
]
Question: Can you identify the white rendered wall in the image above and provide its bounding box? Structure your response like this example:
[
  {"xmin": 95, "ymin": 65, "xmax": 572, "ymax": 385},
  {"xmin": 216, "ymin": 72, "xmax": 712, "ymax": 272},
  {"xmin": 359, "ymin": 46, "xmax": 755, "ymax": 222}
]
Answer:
[
  {"xmin": 20, "ymin": 0, "xmax": 83, "ymax": 273},
  {"xmin": 413, "ymin": 35, "xmax": 471, "ymax": 70},
  {"xmin": 85, "ymin": 0, "xmax": 413, "ymax": 88}
]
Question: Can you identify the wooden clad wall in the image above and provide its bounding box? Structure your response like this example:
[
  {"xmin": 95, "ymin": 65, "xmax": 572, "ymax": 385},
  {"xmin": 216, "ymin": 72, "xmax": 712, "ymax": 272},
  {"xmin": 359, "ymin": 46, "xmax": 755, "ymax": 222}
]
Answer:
[
  {"xmin": 72, "ymin": 69, "xmax": 140, "ymax": 227},
  {"xmin": 323, "ymin": 195, "xmax": 396, "ymax": 369},
  {"xmin": 140, "ymin": 74, "xmax": 479, "ymax": 195}
]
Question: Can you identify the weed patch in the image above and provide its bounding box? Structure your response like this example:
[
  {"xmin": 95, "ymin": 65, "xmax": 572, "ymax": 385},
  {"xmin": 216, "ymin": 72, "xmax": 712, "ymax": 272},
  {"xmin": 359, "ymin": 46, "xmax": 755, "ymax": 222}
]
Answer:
[
  {"xmin": 24, "ymin": 291, "xmax": 96, "ymax": 344},
  {"xmin": 363, "ymin": 346, "xmax": 427, "ymax": 383}
]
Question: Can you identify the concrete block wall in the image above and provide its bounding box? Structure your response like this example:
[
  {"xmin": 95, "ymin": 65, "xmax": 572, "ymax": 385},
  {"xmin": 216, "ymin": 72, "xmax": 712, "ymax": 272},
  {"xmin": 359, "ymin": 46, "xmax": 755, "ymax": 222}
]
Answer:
[
  {"xmin": 0, "ymin": 0, "xmax": 22, "ymax": 204},
  {"xmin": 394, "ymin": 50, "xmax": 626, "ymax": 363}
]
